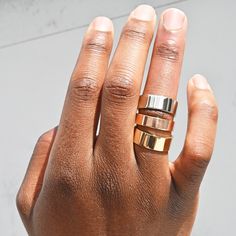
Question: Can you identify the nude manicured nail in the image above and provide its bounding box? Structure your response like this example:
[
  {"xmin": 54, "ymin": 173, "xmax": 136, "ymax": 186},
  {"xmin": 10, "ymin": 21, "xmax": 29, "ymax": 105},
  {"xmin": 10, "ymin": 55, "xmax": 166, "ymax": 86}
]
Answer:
[
  {"xmin": 163, "ymin": 8, "xmax": 185, "ymax": 31},
  {"xmin": 90, "ymin": 16, "xmax": 113, "ymax": 31},
  {"xmin": 192, "ymin": 74, "xmax": 212, "ymax": 91},
  {"xmin": 130, "ymin": 5, "xmax": 156, "ymax": 21}
]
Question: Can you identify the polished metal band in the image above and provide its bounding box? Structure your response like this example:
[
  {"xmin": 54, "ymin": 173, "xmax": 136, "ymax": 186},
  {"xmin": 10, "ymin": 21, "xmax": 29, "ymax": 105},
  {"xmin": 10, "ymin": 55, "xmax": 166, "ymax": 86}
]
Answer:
[
  {"xmin": 133, "ymin": 127, "xmax": 172, "ymax": 152},
  {"xmin": 136, "ymin": 113, "xmax": 174, "ymax": 131},
  {"xmin": 138, "ymin": 94, "xmax": 178, "ymax": 115}
]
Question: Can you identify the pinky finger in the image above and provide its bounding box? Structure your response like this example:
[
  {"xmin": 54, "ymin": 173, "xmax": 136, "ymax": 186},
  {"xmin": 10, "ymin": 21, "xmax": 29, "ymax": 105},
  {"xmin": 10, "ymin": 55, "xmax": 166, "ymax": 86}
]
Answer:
[
  {"xmin": 171, "ymin": 74, "xmax": 218, "ymax": 197},
  {"xmin": 16, "ymin": 127, "xmax": 57, "ymax": 227}
]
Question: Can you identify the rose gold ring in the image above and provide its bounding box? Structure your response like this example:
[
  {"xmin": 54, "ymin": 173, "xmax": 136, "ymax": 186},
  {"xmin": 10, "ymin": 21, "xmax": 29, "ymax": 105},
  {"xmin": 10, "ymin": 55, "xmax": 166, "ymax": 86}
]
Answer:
[{"xmin": 136, "ymin": 113, "xmax": 174, "ymax": 132}]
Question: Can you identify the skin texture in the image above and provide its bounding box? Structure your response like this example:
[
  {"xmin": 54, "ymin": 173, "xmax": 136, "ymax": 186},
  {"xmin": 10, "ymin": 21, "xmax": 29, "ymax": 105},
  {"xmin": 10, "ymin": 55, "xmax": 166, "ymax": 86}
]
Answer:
[{"xmin": 16, "ymin": 5, "xmax": 218, "ymax": 236}]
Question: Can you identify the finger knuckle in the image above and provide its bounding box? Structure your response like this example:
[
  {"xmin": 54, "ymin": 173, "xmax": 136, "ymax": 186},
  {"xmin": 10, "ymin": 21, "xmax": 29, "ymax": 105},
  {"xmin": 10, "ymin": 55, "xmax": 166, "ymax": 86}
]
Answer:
[
  {"xmin": 184, "ymin": 141, "xmax": 212, "ymax": 170},
  {"xmin": 93, "ymin": 154, "xmax": 126, "ymax": 201},
  {"xmin": 49, "ymin": 170, "xmax": 79, "ymax": 197},
  {"xmin": 168, "ymin": 195, "xmax": 186, "ymax": 219},
  {"xmin": 69, "ymin": 75, "xmax": 101, "ymax": 103},
  {"xmin": 95, "ymin": 161, "xmax": 123, "ymax": 201},
  {"xmin": 190, "ymin": 155, "xmax": 211, "ymax": 171},
  {"xmin": 156, "ymin": 42, "xmax": 180, "ymax": 62},
  {"xmin": 136, "ymin": 186, "xmax": 161, "ymax": 218},
  {"xmin": 190, "ymin": 100, "xmax": 218, "ymax": 123},
  {"xmin": 104, "ymin": 66, "xmax": 137, "ymax": 101},
  {"xmin": 84, "ymin": 32, "xmax": 112, "ymax": 54},
  {"xmin": 123, "ymin": 23, "xmax": 152, "ymax": 44},
  {"xmin": 97, "ymin": 170, "xmax": 122, "ymax": 201},
  {"xmin": 16, "ymin": 190, "xmax": 30, "ymax": 218}
]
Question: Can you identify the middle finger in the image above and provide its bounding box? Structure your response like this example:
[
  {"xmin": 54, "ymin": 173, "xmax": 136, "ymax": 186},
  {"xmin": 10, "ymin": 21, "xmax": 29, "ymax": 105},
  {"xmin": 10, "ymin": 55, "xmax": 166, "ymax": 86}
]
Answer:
[{"xmin": 96, "ymin": 5, "xmax": 156, "ymax": 166}]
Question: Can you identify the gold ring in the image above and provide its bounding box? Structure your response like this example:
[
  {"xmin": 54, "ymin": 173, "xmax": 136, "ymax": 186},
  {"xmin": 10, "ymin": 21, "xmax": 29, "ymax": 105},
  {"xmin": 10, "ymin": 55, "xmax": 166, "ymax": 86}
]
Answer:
[
  {"xmin": 133, "ymin": 127, "xmax": 172, "ymax": 152},
  {"xmin": 138, "ymin": 94, "xmax": 178, "ymax": 115},
  {"xmin": 136, "ymin": 113, "xmax": 174, "ymax": 132}
]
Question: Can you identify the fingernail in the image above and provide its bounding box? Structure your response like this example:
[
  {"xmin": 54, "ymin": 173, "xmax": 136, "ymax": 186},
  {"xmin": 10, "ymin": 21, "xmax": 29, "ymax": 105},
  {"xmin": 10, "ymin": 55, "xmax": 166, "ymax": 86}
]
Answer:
[
  {"xmin": 192, "ymin": 74, "xmax": 212, "ymax": 91},
  {"xmin": 130, "ymin": 5, "xmax": 156, "ymax": 21},
  {"xmin": 89, "ymin": 17, "xmax": 113, "ymax": 31},
  {"xmin": 163, "ymin": 8, "xmax": 185, "ymax": 31}
]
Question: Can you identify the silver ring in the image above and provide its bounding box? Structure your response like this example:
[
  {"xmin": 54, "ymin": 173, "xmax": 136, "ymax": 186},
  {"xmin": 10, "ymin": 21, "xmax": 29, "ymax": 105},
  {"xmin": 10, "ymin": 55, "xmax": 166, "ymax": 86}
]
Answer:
[{"xmin": 138, "ymin": 94, "xmax": 178, "ymax": 115}]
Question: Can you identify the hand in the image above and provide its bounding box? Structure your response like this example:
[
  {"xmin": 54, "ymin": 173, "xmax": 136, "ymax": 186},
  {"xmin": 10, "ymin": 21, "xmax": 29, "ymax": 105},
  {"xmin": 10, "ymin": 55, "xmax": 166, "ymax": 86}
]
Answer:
[{"xmin": 17, "ymin": 5, "xmax": 218, "ymax": 236}]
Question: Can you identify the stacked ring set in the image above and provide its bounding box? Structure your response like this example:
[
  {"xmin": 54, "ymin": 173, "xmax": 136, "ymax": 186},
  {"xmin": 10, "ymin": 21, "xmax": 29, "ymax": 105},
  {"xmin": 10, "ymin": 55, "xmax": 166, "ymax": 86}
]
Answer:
[{"xmin": 133, "ymin": 94, "xmax": 178, "ymax": 152}]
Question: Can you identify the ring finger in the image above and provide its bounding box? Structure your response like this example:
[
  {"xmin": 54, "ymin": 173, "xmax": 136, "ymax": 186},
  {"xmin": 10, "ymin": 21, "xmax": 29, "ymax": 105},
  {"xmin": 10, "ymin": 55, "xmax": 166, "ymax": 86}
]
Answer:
[{"xmin": 135, "ymin": 9, "xmax": 187, "ymax": 180}]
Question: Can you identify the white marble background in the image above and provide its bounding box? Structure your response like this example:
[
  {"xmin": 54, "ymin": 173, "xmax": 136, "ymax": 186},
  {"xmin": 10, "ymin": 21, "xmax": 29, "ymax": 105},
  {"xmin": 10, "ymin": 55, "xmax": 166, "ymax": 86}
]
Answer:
[{"xmin": 0, "ymin": 0, "xmax": 235, "ymax": 235}]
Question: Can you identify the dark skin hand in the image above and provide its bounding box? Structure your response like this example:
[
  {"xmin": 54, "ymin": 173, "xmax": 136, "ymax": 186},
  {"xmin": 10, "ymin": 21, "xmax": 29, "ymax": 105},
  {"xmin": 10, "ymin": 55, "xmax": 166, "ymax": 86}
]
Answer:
[{"xmin": 17, "ymin": 5, "xmax": 218, "ymax": 236}]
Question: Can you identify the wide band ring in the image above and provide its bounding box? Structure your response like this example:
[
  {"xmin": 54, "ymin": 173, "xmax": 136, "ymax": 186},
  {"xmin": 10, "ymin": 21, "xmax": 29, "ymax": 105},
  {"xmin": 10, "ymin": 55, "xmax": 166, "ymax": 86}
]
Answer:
[
  {"xmin": 138, "ymin": 94, "xmax": 178, "ymax": 115},
  {"xmin": 136, "ymin": 113, "xmax": 174, "ymax": 131},
  {"xmin": 133, "ymin": 127, "xmax": 172, "ymax": 152}
]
